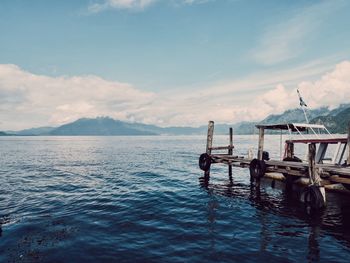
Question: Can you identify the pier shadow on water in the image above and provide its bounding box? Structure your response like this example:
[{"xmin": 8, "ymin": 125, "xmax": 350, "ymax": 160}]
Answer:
[{"xmin": 199, "ymin": 169, "xmax": 350, "ymax": 263}]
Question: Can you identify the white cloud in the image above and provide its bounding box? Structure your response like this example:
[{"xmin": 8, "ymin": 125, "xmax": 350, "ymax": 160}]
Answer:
[
  {"xmin": 252, "ymin": 1, "xmax": 343, "ymax": 65},
  {"xmin": 297, "ymin": 61, "xmax": 350, "ymax": 109},
  {"xmin": 250, "ymin": 60, "xmax": 350, "ymax": 119},
  {"xmin": 87, "ymin": 0, "xmax": 210, "ymax": 12},
  {"xmin": 88, "ymin": 0, "xmax": 158, "ymax": 12},
  {"xmin": 0, "ymin": 60, "xmax": 349, "ymax": 130},
  {"xmin": 0, "ymin": 64, "xmax": 155, "ymax": 130}
]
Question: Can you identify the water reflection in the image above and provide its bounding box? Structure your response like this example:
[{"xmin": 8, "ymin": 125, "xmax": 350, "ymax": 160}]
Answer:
[{"xmin": 199, "ymin": 169, "xmax": 350, "ymax": 261}]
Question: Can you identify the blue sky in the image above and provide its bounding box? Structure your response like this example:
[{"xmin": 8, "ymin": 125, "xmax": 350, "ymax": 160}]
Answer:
[{"xmin": 1, "ymin": 0, "xmax": 350, "ymax": 129}]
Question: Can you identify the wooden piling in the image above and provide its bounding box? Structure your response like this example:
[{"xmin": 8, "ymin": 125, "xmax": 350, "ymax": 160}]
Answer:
[
  {"xmin": 286, "ymin": 142, "xmax": 294, "ymax": 159},
  {"xmin": 308, "ymin": 143, "xmax": 326, "ymax": 203},
  {"xmin": 347, "ymin": 122, "xmax": 350, "ymax": 165},
  {"xmin": 308, "ymin": 143, "xmax": 319, "ymax": 185},
  {"xmin": 205, "ymin": 121, "xmax": 214, "ymax": 177},
  {"xmin": 257, "ymin": 127, "xmax": 265, "ymax": 160},
  {"xmin": 228, "ymin": 127, "xmax": 233, "ymax": 176},
  {"xmin": 206, "ymin": 121, "xmax": 214, "ymax": 155}
]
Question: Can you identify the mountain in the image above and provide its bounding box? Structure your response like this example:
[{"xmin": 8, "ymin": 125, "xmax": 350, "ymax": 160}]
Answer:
[
  {"xmin": 328, "ymin": 103, "xmax": 350, "ymax": 116},
  {"xmin": 311, "ymin": 107, "xmax": 350, "ymax": 133},
  {"xmin": 49, "ymin": 117, "xmax": 158, "ymax": 136},
  {"xmin": 260, "ymin": 107, "xmax": 330, "ymax": 124},
  {"xmin": 7, "ymin": 104, "xmax": 350, "ymax": 136},
  {"xmin": 0, "ymin": 131, "xmax": 9, "ymax": 136},
  {"xmin": 7, "ymin": 126, "xmax": 55, "ymax": 136},
  {"xmin": 227, "ymin": 105, "xmax": 350, "ymax": 134}
]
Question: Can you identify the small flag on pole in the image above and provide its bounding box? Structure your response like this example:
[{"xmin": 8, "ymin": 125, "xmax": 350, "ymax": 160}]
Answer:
[{"xmin": 297, "ymin": 89, "xmax": 307, "ymax": 107}]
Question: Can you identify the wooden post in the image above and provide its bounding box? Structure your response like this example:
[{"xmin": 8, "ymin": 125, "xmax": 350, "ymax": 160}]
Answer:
[
  {"xmin": 205, "ymin": 121, "xmax": 214, "ymax": 177},
  {"xmin": 347, "ymin": 122, "xmax": 350, "ymax": 165},
  {"xmin": 308, "ymin": 143, "xmax": 318, "ymax": 185},
  {"xmin": 257, "ymin": 127, "xmax": 265, "ymax": 160},
  {"xmin": 308, "ymin": 143, "xmax": 326, "ymax": 203},
  {"xmin": 228, "ymin": 127, "xmax": 233, "ymax": 176},
  {"xmin": 229, "ymin": 127, "xmax": 233, "ymax": 155},
  {"xmin": 286, "ymin": 142, "xmax": 294, "ymax": 159},
  {"xmin": 206, "ymin": 121, "xmax": 214, "ymax": 154}
]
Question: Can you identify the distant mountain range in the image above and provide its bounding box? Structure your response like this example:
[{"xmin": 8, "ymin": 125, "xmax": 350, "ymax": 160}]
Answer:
[{"xmin": 1, "ymin": 104, "xmax": 350, "ymax": 136}]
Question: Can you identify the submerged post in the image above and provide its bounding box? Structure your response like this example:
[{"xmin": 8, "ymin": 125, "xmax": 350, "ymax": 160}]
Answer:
[
  {"xmin": 228, "ymin": 127, "xmax": 233, "ymax": 176},
  {"xmin": 257, "ymin": 127, "xmax": 265, "ymax": 160},
  {"xmin": 347, "ymin": 122, "xmax": 350, "ymax": 165}
]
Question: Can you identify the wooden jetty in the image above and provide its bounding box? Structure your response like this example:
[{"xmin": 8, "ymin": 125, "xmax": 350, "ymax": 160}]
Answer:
[{"xmin": 199, "ymin": 121, "xmax": 350, "ymax": 210}]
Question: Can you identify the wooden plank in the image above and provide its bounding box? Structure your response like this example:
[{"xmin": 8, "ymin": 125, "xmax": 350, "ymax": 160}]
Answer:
[
  {"xmin": 287, "ymin": 138, "xmax": 347, "ymax": 144},
  {"xmin": 320, "ymin": 166, "xmax": 350, "ymax": 177},
  {"xmin": 209, "ymin": 146, "xmax": 234, "ymax": 151},
  {"xmin": 266, "ymin": 167, "xmax": 306, "ymax": 176},
  {"xmin": 266, "ymin": 160, "xmax": 308, "ymax": 169},
  {"xmin": 328, "ymin": 176, "xmax": 350, "ymax": 185}
]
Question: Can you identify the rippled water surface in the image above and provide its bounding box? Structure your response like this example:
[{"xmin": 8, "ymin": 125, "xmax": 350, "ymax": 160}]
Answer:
[{"xmin": 1, "ymin": 135, "xmax": 350, "ymax": 262}]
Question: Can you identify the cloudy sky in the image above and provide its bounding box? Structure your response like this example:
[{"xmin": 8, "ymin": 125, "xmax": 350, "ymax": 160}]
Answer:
[{"xmin": 1, "ymin": 0, "xmax": 350, "ymax": 130}]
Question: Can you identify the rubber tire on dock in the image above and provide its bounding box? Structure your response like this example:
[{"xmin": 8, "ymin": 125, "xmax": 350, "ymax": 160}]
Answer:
[
  {"xmin": 199, "ymin": 153, "xmax": 212, "ymax": 172},
  {"xmin": 303, "ymin": 185, "xmax": 325, "ymax": 210},
  {"xmin": 249, "ymin": 159, "xmax": 266, "ymax": 180}
]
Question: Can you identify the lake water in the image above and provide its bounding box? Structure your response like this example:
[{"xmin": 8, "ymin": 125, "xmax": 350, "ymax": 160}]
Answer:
[{"xmin": 1, "ymin": 135, "xmax": 350, "ymax": 262}]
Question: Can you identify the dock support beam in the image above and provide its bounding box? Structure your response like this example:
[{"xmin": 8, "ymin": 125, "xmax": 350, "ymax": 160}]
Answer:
[
  {"xmin": 257, "ymin": 127, "xmax": 265, "ymax": 160},
  {"xmin": 228, "ymin": 127, "xmax": 233, "ymax": 176},
  {"xmin": 206, "ymin": 121, "xmax": 214, "ymax": 155},
  {"xmin": 347, "ymin": 122, "xmax": 350, "ymax": 166},
  {"xmin": 308, "ymin": 143, "xmax": 319, "ymax": 185},
  {"xmin": 205, "ymin": 121, "xmax": 214, "ymax": 177},
  {"xmin": 308, "ymin": 143, "xmax": 326, "ymax": 204},
  {"xmin": 286, "ymin": 142, "xmax": 294, "ymax": 159}
]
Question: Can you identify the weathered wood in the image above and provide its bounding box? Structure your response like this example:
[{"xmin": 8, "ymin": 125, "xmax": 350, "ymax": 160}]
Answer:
[
  {"xmin": 257, "ymin": 127, "xmax": 265, "ymax": 160},
  {"xmin": 328, "ymin": 176, "xmax": 350, "ymax": 185},
  {"xmin": 286, "ymin": 142, "xmax": 294, "ymax": 159},
  {"xmin": 210, "ymin": 153, "xmax": 350, "ymax": 179},
  {"xmin": 206, "ymin": 121, "xmax": 214, "ymax": 155},
  {"xmin": 308, "ymin": 143, "xmax": 318, "ymax": 185},
  {"xmin": 228, "ymin": 128, "xmax": 233, "ymax": 176},
  {"xmin": 308, "ymin": 143, "xmax": 326, "ymax": 204},
  {"xmin": 347, "ymin": 122, "xmax": 350, "ymax": 165},
  {"xmin": 204, "ymin": 121, "xmax": 215, "ymax": 177},
  {"xmin": 209, "ymin": 146, "xmax": 234, "ymax": 151},
  {"xmin": 266, "ymin": 167, "xmax": 306, "ymax": 176},
  {"xmin": 229, "ymin": 128, "xmax": 233, "ymax": 155}
]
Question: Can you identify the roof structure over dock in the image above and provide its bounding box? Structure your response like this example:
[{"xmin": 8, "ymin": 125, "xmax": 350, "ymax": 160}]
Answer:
[{"xmin": 255, "ymin": 123, "xmax": 327, "ymax": 132}]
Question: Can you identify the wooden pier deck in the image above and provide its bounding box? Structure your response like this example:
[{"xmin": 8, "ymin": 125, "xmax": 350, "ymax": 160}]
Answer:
[
  {"xmin": 209, "ymin": 154, "xmax": 350, "ymax": 185},
  {"xmin": 199, "ymin": 121, "xmax": 350, "ymax": 210}
]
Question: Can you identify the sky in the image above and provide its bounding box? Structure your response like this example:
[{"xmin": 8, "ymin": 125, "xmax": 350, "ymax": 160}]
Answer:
[{"xmin": 1, "ymin": 0, "xmax": 350, "ymax": 130}]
